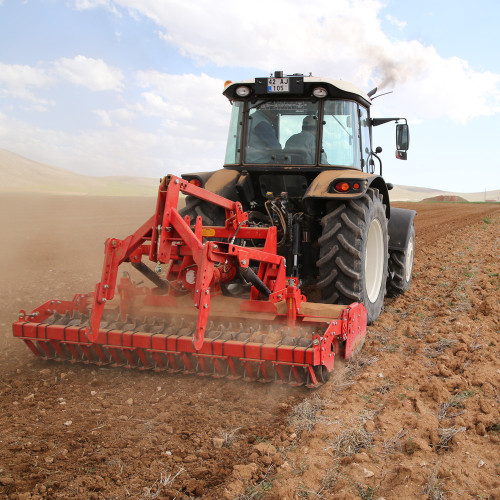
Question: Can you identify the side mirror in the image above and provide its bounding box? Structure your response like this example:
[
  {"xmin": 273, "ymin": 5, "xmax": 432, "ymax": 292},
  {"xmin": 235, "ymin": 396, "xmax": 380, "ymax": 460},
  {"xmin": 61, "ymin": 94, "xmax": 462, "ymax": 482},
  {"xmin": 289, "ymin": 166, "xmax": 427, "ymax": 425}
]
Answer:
[
  {"xmin": 396, "ymin": 123, "xmax": 409, "ymax": 160},
  {"xmin": 396, "ymin": 123, "xmax": 409, "ymax": 150}
]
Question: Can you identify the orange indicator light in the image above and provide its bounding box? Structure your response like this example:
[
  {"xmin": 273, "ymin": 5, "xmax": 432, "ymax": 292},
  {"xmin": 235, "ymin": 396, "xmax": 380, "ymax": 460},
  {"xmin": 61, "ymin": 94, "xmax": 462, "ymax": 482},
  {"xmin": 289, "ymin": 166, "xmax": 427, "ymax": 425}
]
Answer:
[{"xmin": 335, "ymin": 182, "xmax": 350, "ymax": 192}]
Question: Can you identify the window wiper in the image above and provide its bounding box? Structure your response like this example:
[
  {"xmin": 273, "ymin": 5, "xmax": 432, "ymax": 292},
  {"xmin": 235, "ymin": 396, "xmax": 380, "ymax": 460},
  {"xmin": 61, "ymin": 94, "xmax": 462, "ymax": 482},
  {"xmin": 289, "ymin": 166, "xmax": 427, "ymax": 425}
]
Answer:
[{"xmin": 331, "ymin": 115, "xmax": 353, "ymax": 139}]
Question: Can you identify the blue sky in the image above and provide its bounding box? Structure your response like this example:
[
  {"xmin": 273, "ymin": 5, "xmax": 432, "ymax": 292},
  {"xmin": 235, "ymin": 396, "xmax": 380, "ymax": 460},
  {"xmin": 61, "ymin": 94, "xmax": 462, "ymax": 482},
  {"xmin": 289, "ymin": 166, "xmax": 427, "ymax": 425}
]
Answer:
[{"xmin": 1, "ymin": 0, "xmax": 499, "ymax": 193}]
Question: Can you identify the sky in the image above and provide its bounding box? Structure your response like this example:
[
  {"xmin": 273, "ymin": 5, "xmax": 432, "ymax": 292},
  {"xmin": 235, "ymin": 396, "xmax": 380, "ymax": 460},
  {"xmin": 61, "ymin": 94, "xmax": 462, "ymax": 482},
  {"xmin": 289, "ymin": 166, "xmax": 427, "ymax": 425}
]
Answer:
[{"xmin": 1, "ymin": 0, "xmax": 500, "ymax": 193}]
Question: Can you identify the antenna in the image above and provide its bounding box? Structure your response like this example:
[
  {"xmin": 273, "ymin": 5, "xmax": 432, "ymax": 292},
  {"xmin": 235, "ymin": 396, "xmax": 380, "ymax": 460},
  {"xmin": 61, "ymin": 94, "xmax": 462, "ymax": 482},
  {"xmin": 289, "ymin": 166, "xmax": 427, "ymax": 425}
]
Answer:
[{"xmin": 371, "ymin": 91, "xmax": 394, "ymax": 100}]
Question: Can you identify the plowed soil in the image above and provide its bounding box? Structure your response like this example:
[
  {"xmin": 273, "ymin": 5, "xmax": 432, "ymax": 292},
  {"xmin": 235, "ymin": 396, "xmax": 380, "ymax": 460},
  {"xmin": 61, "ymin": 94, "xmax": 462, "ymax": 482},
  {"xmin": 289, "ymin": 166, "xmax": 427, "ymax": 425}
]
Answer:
[{"xmin": 1, "ymin": 194, "xmax": 499, "ymax": 500}]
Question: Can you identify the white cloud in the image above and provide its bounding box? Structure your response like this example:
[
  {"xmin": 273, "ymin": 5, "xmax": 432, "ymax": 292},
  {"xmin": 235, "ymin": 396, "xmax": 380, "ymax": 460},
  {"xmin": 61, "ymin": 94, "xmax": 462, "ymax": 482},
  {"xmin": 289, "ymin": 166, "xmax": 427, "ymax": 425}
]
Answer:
[
  {"xmin": 73, "ymin": 0, "xmax": 117, "ymax": 12},
  {"xmin": 0, "ymin": 72, "xmax": 231, "ymax": 178},
  {"xmin": 134, "ymin": 72, "xmax": 229, "ymax": 138},
  {"xmin": 94, "ymin": 108, "xmax": 135, "ymax": 127},
  {"xmin": 53, "ymin": 55, "xmax": 124, "ymax": 91},
  {"xmin": 385, "ymin": 14, "xmax": 407, "ymax": 30},
  {"xmin": 96, "ymin": 0, "xmax": 500, "ymax": 125},
  {"xmin": 0, "ymin": 62, "xmax": 54, "ymax": 106},
  {"xmin": 0, "ymin": 56, "xmax": 124, "ymax": 112}
]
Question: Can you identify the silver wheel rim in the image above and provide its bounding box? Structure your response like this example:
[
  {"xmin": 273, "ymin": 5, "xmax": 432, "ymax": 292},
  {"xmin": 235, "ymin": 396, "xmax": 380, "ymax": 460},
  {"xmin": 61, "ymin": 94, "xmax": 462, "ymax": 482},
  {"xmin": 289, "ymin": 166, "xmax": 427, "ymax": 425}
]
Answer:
[
  {"xmin": 405, "ymin": 235, "xmax": 414, "ymax": 282},
  {"xmin": 365, "ymin": 218, "xmax": 385, "ymax": 303}
]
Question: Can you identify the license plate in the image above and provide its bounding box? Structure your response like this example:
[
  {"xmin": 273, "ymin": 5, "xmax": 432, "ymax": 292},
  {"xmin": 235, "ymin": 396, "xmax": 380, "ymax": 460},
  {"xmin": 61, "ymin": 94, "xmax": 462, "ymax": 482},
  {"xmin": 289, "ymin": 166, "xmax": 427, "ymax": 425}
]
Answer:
[{"xmin": 267, "ymin": 77, "xmax": 289, "ymax": 93}]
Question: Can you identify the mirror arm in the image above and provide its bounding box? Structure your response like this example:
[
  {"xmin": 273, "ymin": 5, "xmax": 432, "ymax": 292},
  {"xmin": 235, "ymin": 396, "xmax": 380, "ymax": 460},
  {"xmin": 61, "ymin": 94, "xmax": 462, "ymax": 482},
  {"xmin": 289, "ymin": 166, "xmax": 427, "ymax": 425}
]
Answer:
[{"xmin": 371, "ymin": 117, "xmax": 407, "ymax": 126}]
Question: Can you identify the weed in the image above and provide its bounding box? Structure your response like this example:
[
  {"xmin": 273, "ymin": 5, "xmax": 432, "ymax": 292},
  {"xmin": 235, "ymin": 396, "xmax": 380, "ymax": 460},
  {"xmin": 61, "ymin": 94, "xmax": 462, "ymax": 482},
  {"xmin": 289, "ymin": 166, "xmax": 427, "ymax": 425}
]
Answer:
[
  {"xmin": 381, "ymin": 428, "xmax": 408, "ymax": 455},
  {"xmin": 327, "ymin": 423, "xmax": 374, "ymax": 457},
  {"xmin": 422, "ymin": 466, "xmax": 445, "ymax": 500},
  {"xmin": 424, "ymin": 337, "xmax": 459, "ymax": 358},
  {"xmin": 455, "ymin": 389, "xmax": 476, "ymax": 399},
  {"xmin": 292, "ymin": 458, "xmax": 310, "ymax": 475},
  {"xmin": 297, "ymin": 484, "xmax": 327, "ymax": 499},
  {"xmin": 381, "ymin": 341, "xmax": 400, "ymax": 353},
  {"xmin": 356, "ymin": 483, "xmax": 377, "ymax": 500},
  {"xmin": 436, "ymin": 426, "xmax": 466, "ymax": 451},
  {"xmin": 437, "ymin": 391, "xmax": 475, "ymax": 420},
  {"xmin": 374, "ymin": 377, "xmax": 394, "ymax": 394},
  {"xmin": 320, "ymin": 465, "xmax": 340, "ymax": 490},
  {"xmin": 238, "ymin": 465, "xmax": 274, "ymax": 500},
  {"xmin": 406, "ymin": 436, "xmax": 415, "ymax": 455},
  {"xmin": 487, "ymin": 423, "xmax": 500, "ymax": 435},
  {"xmin": 438, "ymin": 399, "xmax": 465, "ymax": 421},
  {"xmin": 482, "ymin": 217, "xmax": 492, "ymax": 224},
  {"xmin": 146, "ymin": 467, "xmax": 184, "ymax": 499},
  {"xmin": 220, "ymin": 427, "xmax": 241, "ymax": 448},
  {"xmin": 254, "ymin": 436, "xmax": 271, "ymax": 444},
  {"xmin": 345, "ymin": 354, "xmax": 378, "ymax": 380},
  {"xmin": 288, "ymin": 394, "xmax": 326, "ymax": 435},
  {"xmin": 359, "ymin": 390, "xmax": 375, "ymax": 402}
]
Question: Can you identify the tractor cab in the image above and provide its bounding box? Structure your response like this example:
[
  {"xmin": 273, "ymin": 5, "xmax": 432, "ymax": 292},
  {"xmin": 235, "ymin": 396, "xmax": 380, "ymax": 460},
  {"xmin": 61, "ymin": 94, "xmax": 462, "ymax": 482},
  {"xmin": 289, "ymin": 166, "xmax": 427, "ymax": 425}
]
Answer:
[{"xmin": 223, "ymin": 72, "xmax": 409, "ymax": 172}]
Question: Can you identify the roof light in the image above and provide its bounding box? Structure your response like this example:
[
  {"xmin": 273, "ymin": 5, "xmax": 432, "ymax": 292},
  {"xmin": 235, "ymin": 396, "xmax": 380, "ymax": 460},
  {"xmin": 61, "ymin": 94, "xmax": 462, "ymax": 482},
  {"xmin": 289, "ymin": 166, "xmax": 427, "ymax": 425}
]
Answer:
[
  {"xmin": 236, "ymin": 86, "xmax": 250, "ymax": 97},
  {"xmin": 224, "ymin": 80, "xmax": 232, "ymax": 88},
  {"xmin": 312, "ymin": 86, "xmax": 327, "ymax": 98}
]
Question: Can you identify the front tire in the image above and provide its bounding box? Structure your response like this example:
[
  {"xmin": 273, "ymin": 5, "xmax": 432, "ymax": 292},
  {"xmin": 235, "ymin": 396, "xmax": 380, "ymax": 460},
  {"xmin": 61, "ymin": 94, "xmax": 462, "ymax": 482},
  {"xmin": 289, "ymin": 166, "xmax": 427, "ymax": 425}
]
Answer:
[
  {"xmin": 316, "ymin": 188, "xmax": 388, "ymax": 324},
  {"xmin": 386, "ymin": 223, "xmax": 415, "ymax": 297}
]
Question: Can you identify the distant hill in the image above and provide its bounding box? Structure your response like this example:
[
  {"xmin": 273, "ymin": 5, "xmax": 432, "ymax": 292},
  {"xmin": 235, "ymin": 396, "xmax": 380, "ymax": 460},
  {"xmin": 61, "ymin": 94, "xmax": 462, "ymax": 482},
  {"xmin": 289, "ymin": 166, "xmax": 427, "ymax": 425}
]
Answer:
[
  {"xmin": 387, "ymin": 185, "xmax": 499, "ymax": 203},
  {"xmin": 0, "ymin": 149, "xmax": 159, "ymax": 196},
  {"xmin": 422, "ymin": 195, "xmax": 469, "ymax": 202},
  {"xmin": 1, "ymin": 149, "xmax": 499, "ymax": 201}
]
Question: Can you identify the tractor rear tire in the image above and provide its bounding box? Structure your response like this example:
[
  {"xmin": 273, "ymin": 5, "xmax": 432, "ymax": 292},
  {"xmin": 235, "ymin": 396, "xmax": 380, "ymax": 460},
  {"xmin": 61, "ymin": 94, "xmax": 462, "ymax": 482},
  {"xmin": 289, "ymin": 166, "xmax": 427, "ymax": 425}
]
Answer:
[
  {"xmin": 317, "ymin": 188, "xmax": 388, "ymax": 324},
  {"xmin": 386, "ymin": 223, "xmax": 415, "ymax": 297}
]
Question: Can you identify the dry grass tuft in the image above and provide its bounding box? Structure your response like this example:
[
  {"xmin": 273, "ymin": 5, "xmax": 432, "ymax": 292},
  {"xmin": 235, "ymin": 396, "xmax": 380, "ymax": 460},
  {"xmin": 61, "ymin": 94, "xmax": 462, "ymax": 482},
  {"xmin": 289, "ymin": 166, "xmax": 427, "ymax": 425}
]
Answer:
[
  {"xmin": 424, "ymin": 337, "xmax": 459, "ymax": 358},
  {"xmin": 146, "ymin": 467, "xmax": 184, "ymax": 499},
  {"xmin": 327, "ymin": 422, "xmax": 374, "ymax": 457},
  {"xmin": 237, "ymin": 465, "xmax": 274, "ymax": 500},
  {"xmin": 320, "ymin": 464, "xmax": 340, "ymax": 491},
  {"xmin": 438, "ymin": 398, "xmax": 466, "ymax": 421},
  {"xmin": 288, "ymin": 394, "xmax": 326, "ymax": 435},
  {"xmin": 381, "ymin": 428, "xmax": 408, "ymax": 455},
  {"xmin": 345, "ymin": 354, "xmax": 378, "ymax": 380},
  {"xmin": 436, "ymin": 426, "xmax": 466, "ymax": 451},
  {"xmin": 422, "ymin": 466, "xmax": 445, "ymax": 500},
  {"xmin": 220, "ymin": 427, "xmax": 241, "ymax": 447},
  {"xmin": 374, "ymin": 377, "xmax": 394, "ymax": 394}
]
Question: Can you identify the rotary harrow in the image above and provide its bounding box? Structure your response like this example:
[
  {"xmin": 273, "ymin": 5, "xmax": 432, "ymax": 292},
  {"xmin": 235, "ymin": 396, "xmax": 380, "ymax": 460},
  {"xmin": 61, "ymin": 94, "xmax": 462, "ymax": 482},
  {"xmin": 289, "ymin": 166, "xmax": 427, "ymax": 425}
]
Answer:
[{"xmin": 13, "ymin": 175, "xmax": 367, "ymax": 387}]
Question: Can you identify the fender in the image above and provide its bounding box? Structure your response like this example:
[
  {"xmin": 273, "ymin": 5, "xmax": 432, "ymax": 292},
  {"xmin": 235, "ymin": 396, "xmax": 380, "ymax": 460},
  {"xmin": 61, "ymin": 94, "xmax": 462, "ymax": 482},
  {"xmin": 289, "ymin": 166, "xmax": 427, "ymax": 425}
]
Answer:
[
  {"xmin": 302, "ymin": 169, "xmax": 390, "ymax": 216},
  {"xmin": 181, "ymin": 169, "xmax": 240, "ymax": 199},
  {"xmin": 388, "ymin": 208, "xmax": 416, "ymax": 251}
]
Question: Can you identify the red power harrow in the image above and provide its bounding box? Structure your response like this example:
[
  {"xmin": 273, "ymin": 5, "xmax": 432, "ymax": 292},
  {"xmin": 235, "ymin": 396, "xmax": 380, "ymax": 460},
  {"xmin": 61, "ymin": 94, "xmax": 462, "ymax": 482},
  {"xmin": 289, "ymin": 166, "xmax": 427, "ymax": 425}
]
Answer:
[{"xmin": 13, "ymin": 175, "xmax": 367, "ymax": 387}]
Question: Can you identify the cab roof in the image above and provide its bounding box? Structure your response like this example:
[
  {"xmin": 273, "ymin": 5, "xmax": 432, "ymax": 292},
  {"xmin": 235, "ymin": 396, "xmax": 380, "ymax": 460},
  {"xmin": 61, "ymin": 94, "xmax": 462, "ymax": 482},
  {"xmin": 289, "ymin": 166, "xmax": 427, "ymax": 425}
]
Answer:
[{"xmin": 223, "ymin": 75, "xmax": 372, "ymax": 107}]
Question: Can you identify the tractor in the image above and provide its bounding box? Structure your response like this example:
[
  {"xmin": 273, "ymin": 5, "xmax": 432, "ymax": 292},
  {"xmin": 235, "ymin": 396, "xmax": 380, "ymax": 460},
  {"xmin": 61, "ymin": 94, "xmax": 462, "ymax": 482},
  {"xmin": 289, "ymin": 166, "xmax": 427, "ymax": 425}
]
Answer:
[{"xmin": 13, "ymin": 71, "xmax": 415, "ymax": 387}]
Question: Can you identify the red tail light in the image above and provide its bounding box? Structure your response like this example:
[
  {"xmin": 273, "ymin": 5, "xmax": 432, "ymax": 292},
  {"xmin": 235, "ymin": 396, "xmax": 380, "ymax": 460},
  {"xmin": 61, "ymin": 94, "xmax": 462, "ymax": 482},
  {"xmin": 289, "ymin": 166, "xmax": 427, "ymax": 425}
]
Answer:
[{"xmin": 335, "ymin": 182, "xmax": 350, "ymax": 192}]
